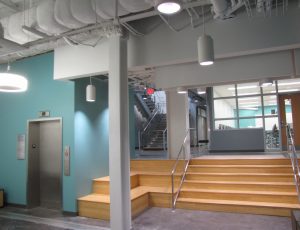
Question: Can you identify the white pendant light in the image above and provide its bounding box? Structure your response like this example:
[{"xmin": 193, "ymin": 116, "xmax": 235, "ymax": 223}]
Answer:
[
  {"xmin": 86, "ymin": 77, "xmax": 96, "ymax": 102},
  {"xmin": 198, "ymin": 7, "xmax": 214, "ymax": 66},
  {"xmin": 197, "ymin": 87, "xmax": 206, "ymax": 95},
  {"xmin": 177, "ymin": 86, "xmax": 187, "ymax": 94},
  {"xmin": 0, "ymin": 64, "xmax": 28, "ymax": 93},
  {"xmin": 259, "ymin": 78, "xmax": 273, "ymax": 87},
  {"xmin": 155, "ymin": 0, "xmax": 182, "ymax": 15}
]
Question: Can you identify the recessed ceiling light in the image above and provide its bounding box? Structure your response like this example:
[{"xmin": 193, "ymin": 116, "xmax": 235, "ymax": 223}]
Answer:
[
  {"xmin": 155, "ymin": 0, "xmax": 182, "ymax": 15},
  {"xmin": 177, "ymin": 86, "xmax": 187, "ymax": 94},
  {"xmin": 259, "ymin": 78, "xmax": 273, "ymax": 87},
  {"xmin": 197, "ymin": 87, "xmax": 206, "ymax": 95}
]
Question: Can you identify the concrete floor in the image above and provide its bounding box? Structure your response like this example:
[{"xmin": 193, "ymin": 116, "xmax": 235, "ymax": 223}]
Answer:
[{"xmin": 0, "ymin": 206, "xmax": 292, "ymax": 230}]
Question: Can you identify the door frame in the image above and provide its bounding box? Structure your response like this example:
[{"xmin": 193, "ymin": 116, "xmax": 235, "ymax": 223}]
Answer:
[
  {"xmin": 278, "ymin": 92, "xmax": 300, "ymax": 151},
  {"xmin": 26, "ymin": 117, "xmax": 63, "ymax": 209}
]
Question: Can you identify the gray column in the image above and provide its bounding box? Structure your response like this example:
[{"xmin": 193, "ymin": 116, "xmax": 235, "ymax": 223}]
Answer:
[
  {"xmin": 109, "ymin": 34, "xmax": 131, "ymax": 230},
  {"xmin": 166, "ymin": 90, "xmax": 190, "ymax": 159}
]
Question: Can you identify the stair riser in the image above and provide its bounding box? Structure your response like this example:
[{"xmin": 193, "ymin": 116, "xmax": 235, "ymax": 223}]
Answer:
[
  {"xmin": 78, "ymin": 194, "xmax": 149, "ymax": 220},
  {"xmin": 138, "ymin": 175, "xmax": 181, "ymax": 187},
  {"xmin": 179, "ymin": 191, "xmax": 298, "ymax": 204},
  {"xmin": 182, "ymin": 183, "xmax": 296, "ymax": 192},
  {"xmin": 185, "ymin": 174, "xmax": 294, "ymax": 182},
  {"xmin": 190, "ymin": 159, "xmax": 291, "ymax": 165},
  {"xmin": 188, "ymin": 167, "xmax": 293, "ymax": 173},
  {"xmin": 93, "ymin": 175, "xmax": 139, "ymax": 194},
  {"xmin": 176, "ymin": 201, "xmax": 292, "ymax": 217}
]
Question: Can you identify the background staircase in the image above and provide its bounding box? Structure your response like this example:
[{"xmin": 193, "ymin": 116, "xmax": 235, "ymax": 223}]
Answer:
[{"xmin": 77, "ymin": 157, "xmax": 300, "ymax": 220}]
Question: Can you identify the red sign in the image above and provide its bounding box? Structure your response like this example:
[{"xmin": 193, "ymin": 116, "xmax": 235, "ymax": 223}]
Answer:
[{"xmin": 146, "ymin": 88, "xmax": 155, "ymax": 95}]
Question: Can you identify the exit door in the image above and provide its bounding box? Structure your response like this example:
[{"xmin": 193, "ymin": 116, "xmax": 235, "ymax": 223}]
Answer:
[
  {"xmin": 279, "ymin": 93, "xmax": 300, "ymax": 150},
  {"xmin": 27, "ymin": 118, "xmax": 62, "ymax": 210}
]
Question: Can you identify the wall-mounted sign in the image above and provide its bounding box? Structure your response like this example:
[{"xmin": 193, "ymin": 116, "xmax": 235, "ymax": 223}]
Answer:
[
  {"xmin": 17, "ymin": 134, "xmax": 25, "ymax": 160},
  {"xmin": 39, "ymin": 111, "xmax": 50, "ymax": 117}
]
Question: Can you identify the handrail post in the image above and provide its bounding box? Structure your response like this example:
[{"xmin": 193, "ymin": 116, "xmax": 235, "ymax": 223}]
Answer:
[
  {"xmin": 138, "ymin": 130, "xmax": 141, "ymax": 151},
  {"xmin": 171, "ymin": 174, "xmax": 174, "ymax": 210}
]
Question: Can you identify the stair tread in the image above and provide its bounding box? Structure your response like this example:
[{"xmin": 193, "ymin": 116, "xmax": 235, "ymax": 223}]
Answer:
[
  {"xmin": 184, "ymin": 180, "xmax": 295, "ymax": 186},
  {"xmin": 189, "ymin": 165, "xmax": 292, "ymax": 168},
  {"xmin": 93, "ymin": 172, "xmax": 137, "ymax": 182},
  {"xmin": 78, "ymin": 186, "xmax": 149, "ymax": 203},
  {"xmin": 187, "ymin": 172, "xmax": 293, "ymax": 176},
  {"xmin": 180, "ymin": 188, "xmax": 297, "ymax": 196},
  {"xmin": 177, "ymin": 197, "xmax": 300, "ymax": 209}
]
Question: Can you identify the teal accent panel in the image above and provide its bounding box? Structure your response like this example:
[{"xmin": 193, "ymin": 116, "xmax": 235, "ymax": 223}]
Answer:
[
  {"xmin": 0, "ymin": 53, "xmax": 76, "ymax": 212},
  {"xmin": 129, "ymin": 88, "xmax": 136, "ymax": 159},
  {"xmin": 74, "ymin": 79, "xmax": 109, "ymax": 198}
]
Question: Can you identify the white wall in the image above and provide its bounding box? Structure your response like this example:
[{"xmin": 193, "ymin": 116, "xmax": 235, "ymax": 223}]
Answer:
[
  {"xmin": 166, "ymin": 91, "xmax": 190, "ymax": 159},
  {"xmin": 154, "ymin": 50, "xmax": 295, "ymax": 89}
]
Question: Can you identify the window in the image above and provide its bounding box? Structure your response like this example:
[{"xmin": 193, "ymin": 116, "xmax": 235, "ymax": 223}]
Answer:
[
  {"xmin": 213, "ymin": 84, "xmax": 235, "ymax": 98},
  {"xmin": 214, "ymin": 98, "xmax": 237, "ymax": 119},
  {"xmin": 238, "ymin": 97, "xmax": 262, "ymax": 117}
]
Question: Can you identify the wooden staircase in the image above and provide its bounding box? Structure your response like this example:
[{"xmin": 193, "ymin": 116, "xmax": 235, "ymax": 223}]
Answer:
[
  {"xmin": 177, "ymin": 158, "xmax": 300, "ymax": 217},
  {"xmin": 77, "ymin": 157, "xmax": 300, "ymax": 220}
]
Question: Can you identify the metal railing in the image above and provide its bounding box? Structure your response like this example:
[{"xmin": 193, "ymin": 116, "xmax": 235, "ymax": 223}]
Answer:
[
  {"xmin": 138, "ymin": 102, "xmax": 166, "ymax": 151},
  {"xmin": 286, "ymin": 124, "xmax": 300, "ymax": 201},
  {"xmin": 171, "ymin": 128, "xmax": 195, "ymax": 210}
]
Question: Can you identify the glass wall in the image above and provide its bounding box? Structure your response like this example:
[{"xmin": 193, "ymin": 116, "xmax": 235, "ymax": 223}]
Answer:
[{"xmin": 212, "ymin": 78, "xmax": 300, "ymax": 150}]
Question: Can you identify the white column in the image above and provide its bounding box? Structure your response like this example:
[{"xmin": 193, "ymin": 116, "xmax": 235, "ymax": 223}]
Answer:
[
  {"xmin": 109, "ymin": 34, "xmax": 131, "ymax": 230},
  {"xmin": 166, "ymin": 91, "xmax": 190, "ymax": 159}
]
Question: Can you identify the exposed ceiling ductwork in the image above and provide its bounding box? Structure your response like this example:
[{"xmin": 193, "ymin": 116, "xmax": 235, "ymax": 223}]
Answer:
[{"xmin": 0, "ymin": 0, "xmax": 296, "ymax": 64}]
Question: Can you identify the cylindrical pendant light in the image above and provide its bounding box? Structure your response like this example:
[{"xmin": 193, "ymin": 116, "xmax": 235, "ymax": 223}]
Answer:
[
  {"xmin": 198, "ymin": 34, "xmax": 214, "ymax": 66},
  {"xmin": 198, "ymin": 6, "xmax": 214, "ymax": 66},
  {"xmin": 86, "ymin": 77, "xmax": 96, "ymax": 102}
]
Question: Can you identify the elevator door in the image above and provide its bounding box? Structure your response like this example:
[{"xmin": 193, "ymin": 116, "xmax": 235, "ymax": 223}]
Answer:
[{"xmin": 27, "ymin": 119, "xmax": 62, "ymax": 210}]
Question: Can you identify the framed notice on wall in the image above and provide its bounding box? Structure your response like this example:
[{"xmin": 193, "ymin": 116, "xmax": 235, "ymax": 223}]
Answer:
[{"xmin": 17, "ymin": 134, "xmax": 26, "ymax": 160}]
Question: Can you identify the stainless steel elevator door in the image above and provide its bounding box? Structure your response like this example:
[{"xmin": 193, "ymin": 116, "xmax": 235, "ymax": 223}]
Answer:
[
  {"xmin": 39, "ymin": 120, "xmax": 62, "ymax": 209},
  {"xmin": 27, "ymin": 119, "xmax": 62, "ymax": 210}
]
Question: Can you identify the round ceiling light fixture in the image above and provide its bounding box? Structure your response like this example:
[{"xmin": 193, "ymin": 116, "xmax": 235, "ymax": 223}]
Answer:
[
  {"xmin": 155, "ymin": 0, "xmax": 182, "ymax": 15},
  {"xmin": 0, "ymin": 69, "xmax": 28, "ymax": 93}
]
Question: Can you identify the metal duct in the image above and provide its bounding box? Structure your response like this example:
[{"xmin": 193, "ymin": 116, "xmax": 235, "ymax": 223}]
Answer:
[
  {"xmin": 54, "ymin": 0, "xmax": 85, "ymax": 29},
  {"xmin": 119, "ymin": 0, "xmax": 152, "ymax": 13},
  {"xmin": 210, "ymin": 0, "xmax": 229, "ymax": 19},
  {"xmin": 8, "ymin": 8, "xmax": 40, "ymax": 44},
  {"xmin": 70, "ymin": 0, "xmax": 97, "ymax": 24},
  {"xmin": 36, "ymin": 0, "xmax": 69, "ymax": 35},
  {"xmin": 91, "ymin": 0, "xmax": 129, "ymax": 20}
]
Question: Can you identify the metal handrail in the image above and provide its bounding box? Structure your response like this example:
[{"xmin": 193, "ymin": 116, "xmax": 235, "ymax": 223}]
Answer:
[
  {"xmin": 286, "ymin": 124, "xmax": 300, "ymax": 201},
  {"xmin": 171, "ymin": 128, "xmax": 195, "ymax": 210},
  {"xmin": 163, "ymin": 128, "xmax": 167, "ymax": 151}
]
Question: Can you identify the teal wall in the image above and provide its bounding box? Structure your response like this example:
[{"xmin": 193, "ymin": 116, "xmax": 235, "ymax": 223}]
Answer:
[
  {"xmin": 74, "ymin": 78, "xmax": 136, "ymax": 198},
  {"xmin": 74, "ymin": 79, "xmax": 109, "ymax": 197},
  {"xmin": 0, "ymin": 52, "xmax": 76, "ymax": 212}
]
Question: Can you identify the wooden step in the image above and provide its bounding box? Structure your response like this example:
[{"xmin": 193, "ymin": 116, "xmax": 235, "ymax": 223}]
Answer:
[
  {"xmin": 136, "ymin": 172, "xmax": 181, "ymax": 187},
  {"xmin": 190, "ymin": 158, "xmax": 291, "ymax": 166},
  {"xmin": 131, "ymin": 160, "xmax": 184, "ymax": 173},
  {"xmin": 185, "ymin": 172, "xmax": 294, "ymax": 182},
  {"xmin": 176, "ymin": 197, "xmax": 300, "ymax": 217},
  {"xmin": 182, "ymin": 180, "xmax": 296, "ymax": 192},
  {"xmin": 78, "ymin": 187, "xmax": 149, "ymax": 220},
  {"xmin": 179, "ymin": 188, "xmax": 298, "ymax": 204},
  {"xmin": 93, "ymin": 173, "xmax": 139, "ymax": 194},
  {"xmin": 188, "ymin": 165, "xmax": 293, "ymax": 173}
]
